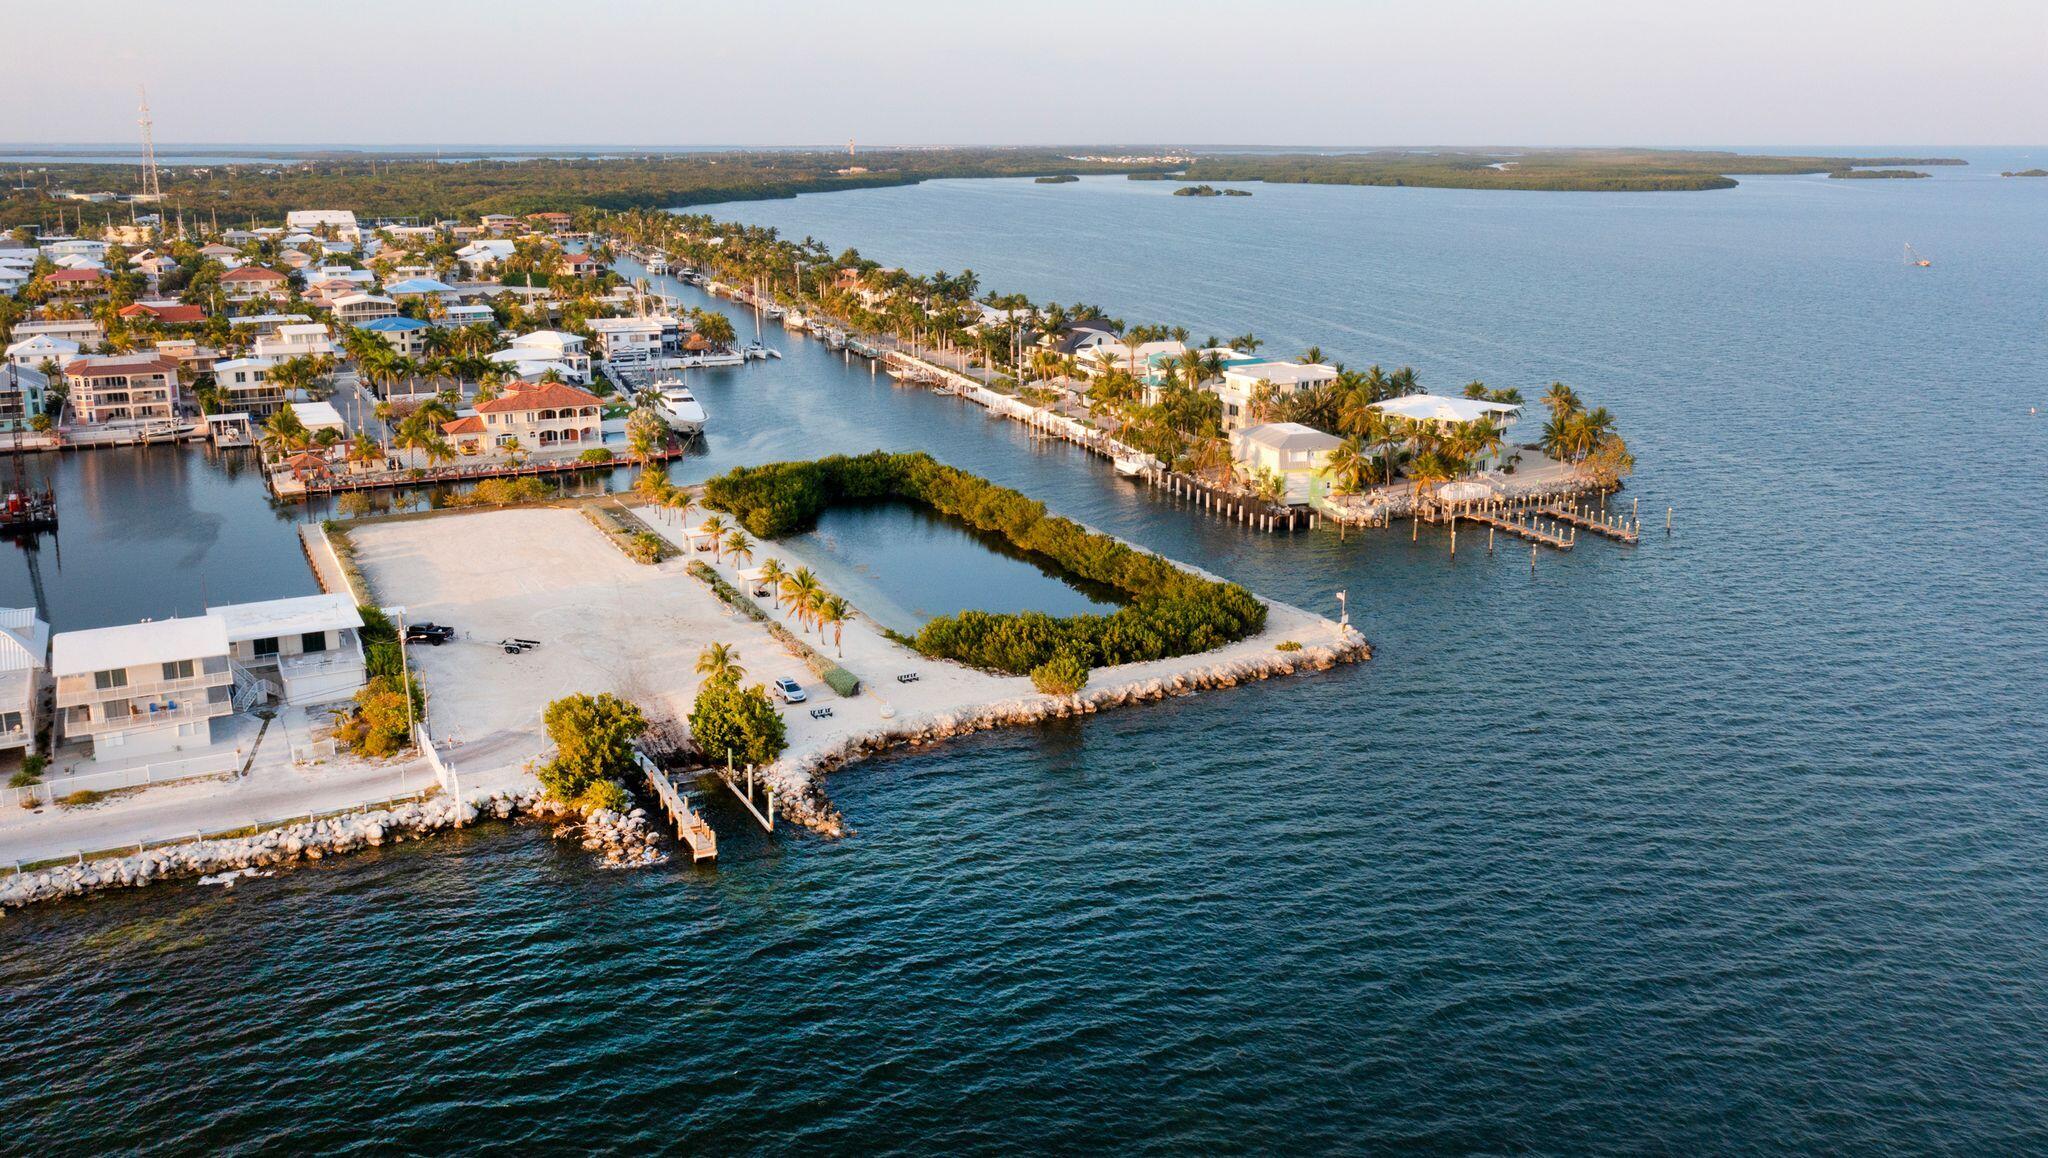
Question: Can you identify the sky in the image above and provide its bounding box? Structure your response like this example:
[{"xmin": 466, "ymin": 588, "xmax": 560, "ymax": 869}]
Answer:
[{"xmin": 6, "ymin": 0, "xmax": 2043, "ymax": 147}]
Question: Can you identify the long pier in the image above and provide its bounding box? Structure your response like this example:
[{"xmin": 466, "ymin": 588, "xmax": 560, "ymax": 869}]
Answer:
[
  {"xmin": 278, "ymin": 444, "xmax": 691, "ymax": 499},
  {"xmin": 635, "ymin": 751, "xmax": 717, "ymax": 862},
  {"xmin": 1538, "ymin": 499, "xmax": 1641, "ymax": 545}
]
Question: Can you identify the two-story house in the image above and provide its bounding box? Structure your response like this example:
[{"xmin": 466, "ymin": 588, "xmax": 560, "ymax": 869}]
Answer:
[
  {"xmin": 332, "ymin": 293, "xmax": 398, "ymax": 326},
  {"xmin": 214, "ymin": 357, "xmax": 284, "ymax": 417},
  {"xmin": 253, "ymin": 323, "xmax": 337, "ymax": 361},
  {"xmin": 52, "ymin": 615, "xmax": 235, "ymax": 759},
  {"xmin": 209, "ymin": 594, "xmax": 365, "ymax": 708},
  {"xmin": 360, "ymin": 315, "xmax": 431, "ymax": 358},
  {"xmin": 460, "ymin": 380, "xmax": 604, "ymax": 451},
  {"xmin": 220, "ymin": 265, "xmax": 290, "ymax": 303},
  {"xmin": 0, "ymin": 606, "xmax": 49, "ymax": 755}
]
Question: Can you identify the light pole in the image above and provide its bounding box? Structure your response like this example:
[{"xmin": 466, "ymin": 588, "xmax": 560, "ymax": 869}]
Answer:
[
  {"xmin": 391, "ymin": 603, "xmax": 414, "ymax": 793},
  {"xmin": 1335, "ymin": 590, "xmax": 1349, "ymax": 631}
]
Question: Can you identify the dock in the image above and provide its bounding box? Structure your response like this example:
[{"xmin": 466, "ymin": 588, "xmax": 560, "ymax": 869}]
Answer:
[
  {"xmin": 635, "ymin": 750, "xmax": 716, "ymax": 861},
  {"xmin": 720, "ymin": 758, "xmax": 775, "ymax": 832},
  {"xmin": 274, "ymin": 444, "xmax": 691, "ymax": 499},
  {"xmin": 1537, "ymin": 499, "xmax": 1640, "ymax": 544}
]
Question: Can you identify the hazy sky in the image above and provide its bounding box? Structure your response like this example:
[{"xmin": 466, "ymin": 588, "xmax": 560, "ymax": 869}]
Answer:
[{"xmin": 10, "ymin": 0, "xmax": 2043, "ymax": 146}]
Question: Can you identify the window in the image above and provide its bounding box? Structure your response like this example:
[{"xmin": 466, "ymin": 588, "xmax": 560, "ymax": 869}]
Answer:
[
  {"xmin": 162, "ymin": 659, "xmax": 194, "ymax": 681},
  {"xmin": 254, "ymin": 637, "xmax": 279, "ymax": 658},
  {"xmin": 2, "ymin": 712, "xmax": 22, "ymax": 732},
  {"xmin": 93, "ymin": 668, "xmax": 128, "ymax": 691},
  {"xmin": 301, "ymin": 630, "xmax": 328, "ymax": 654}
]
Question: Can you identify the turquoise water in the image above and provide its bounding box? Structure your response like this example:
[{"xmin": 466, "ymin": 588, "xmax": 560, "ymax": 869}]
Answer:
[{"xmin": 5, "ymin": 152, "xmax": 2048, "ymax": 1151}]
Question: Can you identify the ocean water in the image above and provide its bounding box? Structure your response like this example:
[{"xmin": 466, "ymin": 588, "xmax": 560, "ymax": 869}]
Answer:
[{"xmin": 5, "ymin": 154, "xmax": 2048, "ymax": 1152}]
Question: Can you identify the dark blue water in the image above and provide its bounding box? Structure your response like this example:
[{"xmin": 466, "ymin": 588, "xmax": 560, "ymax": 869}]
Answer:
[{"xmin": 5, "ymin": 153, "xmax": 2048, "ymax": 1152}]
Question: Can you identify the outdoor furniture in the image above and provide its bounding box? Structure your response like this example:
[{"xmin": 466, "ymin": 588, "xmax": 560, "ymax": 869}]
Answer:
[
  {"xmin": 809, "ymin": 707, "xmax": 834, "ymax": 719},
  {"xmin": 896, "ymin": 672, "xmax": 920, "ymax": 683}
]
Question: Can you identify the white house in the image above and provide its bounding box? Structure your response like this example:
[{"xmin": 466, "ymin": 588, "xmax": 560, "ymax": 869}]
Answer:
[
  {"xmin": 215, "ymin": 356, "xmax": 284, "ymax": 417},
  {"xmin": 492, "ymin": 330, "xmax": 590, "ymax": 383},
  {"xmin": 455, "ymin": 240, "xmax": 516, "ymax": 278},
  {"xmin": 283, "ymin": 210, "xmax": 362, "ymax": 242},
  {"xmin": 586, "ymin": 316, "xmax": 681, "ymax": 368},
  {"xmin": 6, "ymin": 334, "xmax": 81, "ymax": 371},
  {"xmin": 253, "ymin": 323, "xmax": 337, "ymax": 360},
  {"xmin": 208, "ymin": 594, "xmax": 365, "ymax": 708},
  {"xmin": 0, "ymin": 607, "xmax": 49, "ymax": 754},
  {"xmin": 52, "ymin": 615, "xmax": 235, "ymax": 759},
  {"xmin": 1217, "ymin": 361, "xmax": 1341, "ymax": 431},
  {"xmin": 331, "ymin": 293, "xmax": 398, "ymax": 326},
  {"xmin": 1230, "ymin": 422, "xmax": 1344, "ymax": 507}
]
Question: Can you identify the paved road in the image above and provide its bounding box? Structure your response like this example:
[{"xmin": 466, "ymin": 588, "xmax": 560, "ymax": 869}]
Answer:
[{"xmin": 329, "ymin": 370, "xmax": 388, "ymax": 441}]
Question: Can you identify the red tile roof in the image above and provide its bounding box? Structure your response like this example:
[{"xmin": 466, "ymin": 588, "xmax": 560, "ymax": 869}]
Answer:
[
  {"xmin": 441, "ymin": 415, "xmax": 485, "ymax": 435},
  {"xmin": 221, "ymin": 266, "xmax": 287, "ymax": 282},
  {"xmin": 472, "ymin": 381, "xmax": 602, "ymax": 414},
  {"xmin": 119, "ymin": 303, "xmax": 206, "ymax": 324},
  {"xmin": 64, "ymin": 354, "xmax": 180, "ymax": 377},
  {"xmin": 46, "ymin": 268, "xmax": 102, "ymax": 282}
]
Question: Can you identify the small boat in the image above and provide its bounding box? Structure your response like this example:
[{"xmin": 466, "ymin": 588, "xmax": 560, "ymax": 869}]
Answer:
[
  {"xmin": 652, "ymin": 379, "xmax": 706, "ymax": 433},
  {"xmin": 1904, "ymin": 242, "xmax": 1932, "ymax": 268},
  {"xmin": 1113, "ymin": 455, "xmax": 1151, "ymax": 478},
  {"xmin": 678, "ymin": 349, "xmax": 746, "ymax": 368},
  {"xmin": 741, "ymin": 342, "xmax": 779, "ymax": 361},
  {"xmin": 783, "ymin": 310, "xmax": 808, "ymax": 331}
]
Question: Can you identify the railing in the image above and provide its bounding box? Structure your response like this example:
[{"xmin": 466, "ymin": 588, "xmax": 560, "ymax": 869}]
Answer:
[
  {"xmin": 60, "ymin": 697, "xmax": 233, "ymax": 738},
  {"xmin": 13, "ymin": 749, "xmax": 243, "ymax": 808},
  {"xmin": 56, "ymin": 663, "xmax": 231, "ymax": 706}
]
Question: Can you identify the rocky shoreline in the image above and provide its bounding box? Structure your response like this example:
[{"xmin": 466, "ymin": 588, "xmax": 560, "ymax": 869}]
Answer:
[
  {"xmin": 2, "ymin": 628, "xmax": 1364, "ymax": 909},
  {"xmin": 0, "ymin": 787, "xmax": 665, "ymax": 911},
  {"xmin": 769, "ymin": 628, "xmax": 1370, "ymax": 837}
]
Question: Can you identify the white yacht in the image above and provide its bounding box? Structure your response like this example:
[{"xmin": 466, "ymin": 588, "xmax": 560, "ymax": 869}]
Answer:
[{"xmin": 651, "ymin": 379, "xmax": 706, "ymax": 433}]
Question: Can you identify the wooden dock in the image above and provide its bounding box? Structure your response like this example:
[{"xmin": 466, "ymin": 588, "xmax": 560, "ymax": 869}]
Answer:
[
  {"xmin": 635, "ymin": 751, "xmax": 716, "ymax": 862},
  {"xmin": 721, "ymin": 759, "xmax": 776, "ymax": 832},
  {"xmin": 1442, "ymin": 505, "xmax": 1575, "ymax": 551},
  {"xmin": 279, "ymin": 444, "xmax": 690, "ymax": 500},
  {"xmin": 1537, "ymin": 500, "xmax": 1640, "ymax": 545}
]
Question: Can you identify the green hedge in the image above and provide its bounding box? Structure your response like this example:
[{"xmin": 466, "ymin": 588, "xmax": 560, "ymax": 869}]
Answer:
[{"xmin": 701, "ymin": 452, "xmax": 1266, "ymax": 675}]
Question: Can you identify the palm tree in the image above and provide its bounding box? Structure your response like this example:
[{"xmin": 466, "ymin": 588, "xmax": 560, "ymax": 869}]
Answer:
[
  {"xmin": 500, "ymin": 436, "xmax": 527, "ymax": 467},
  {"xmin": 1320, "ymin": 435, "xmax": 1373, "ymax": 495},
  {"xmin": 1541, "ymin": 382, "xmax": 1582, "ymax": 420},
  {"xmin": 1407, "ymin": 448, "xmax": 1456, "ymax": 499},
  {"xmin": 260, "ymin": 404, "xmax": 309, "ymax": 462},
  {"xmin": 699, "ymin": 514, "xmax": 728, "ymax": 560},
  {"xmin": 782, "ymin": 568, "xmax": 823, "ymax": 631},
  {"xmin": 724, "ymin": 530, "xmax": 754, "ymax": 570},
  {"xmin": 348, "ymin": 431, "xmax": 379, "ymax": 472},
  {"xmin": 817, "ymin": 595, "xmax": 850, "ymax": 658},
  {"xmin": 1300, "ymin": 345, "xmax": 1323, "ymax": 365},
  {"xmin": 757, "ymin": 558, "xmax": 786, "ymax": 607},
  {"xmin": 695, "ymin": 642, "xmax": 742, "ymax": 683}
]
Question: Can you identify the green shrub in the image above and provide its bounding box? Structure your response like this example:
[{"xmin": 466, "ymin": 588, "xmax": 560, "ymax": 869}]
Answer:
[
  {"xmin": 688, "ymin": 673, "xmax": 786, "ymax": 767},
  {"xmin": 701, "ymin": 452, "xmax": 1266, "ymax": 675},
  {"xmin": 333, "ymin": 675, "xmax": 424, "ymax": 758},
  {"xmin": 58, "ymin": 789, "xmax": 106, "ymax": 809},
  {"xmin": 573, "ymin": 778, "xmax": 632, "ymax": 816},
  {"xmin": 579, "ymin": 447, "xmax": 614, "ymax": 464},
  {"xmin": 1030, "ymin": 651, "xmax": 1089, "ymax": 695},
  {"xmin": 447, "ymin": 476, "xmax": 551, "ymax": 507},
  {"xmin": 538, "ymin": 692, "xmax": 647, "ymax": 806},
  {"xmin": 1275, "ymin": 640, "xmax": 1303, "ymax": 652},
  {"xmin": 9, "ymin": 768, "xmax": 40, "ymax": 788}
]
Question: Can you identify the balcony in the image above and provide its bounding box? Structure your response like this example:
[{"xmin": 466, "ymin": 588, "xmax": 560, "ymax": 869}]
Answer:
[
  {"xmin": 56, "ymin": 663, "xmax": 232, "ymax": 709},
  {"xmin": 63, "ymin": 694, "xmax": 231, "ymax": 739}
]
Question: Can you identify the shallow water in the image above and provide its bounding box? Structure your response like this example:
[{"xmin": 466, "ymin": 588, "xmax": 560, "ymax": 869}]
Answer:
[{"xmin": 5, "ymin": 151, "xmax": 2048, "ymax": 1151}]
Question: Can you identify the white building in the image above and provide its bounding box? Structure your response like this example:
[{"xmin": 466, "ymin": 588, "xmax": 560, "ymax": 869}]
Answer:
[
  {"xmin": 1230, "ymin": 422, "xmax": 1344, "ymax": 507},
  {"xmin": 52, "ymin": 615, "xmax": 235, "ymax": 759},
  {"xmin": 283, "ymin": 210, "xmax": 362, "ymax": 242},
  {"xmin": 1217, "ymin": 361, "xmax": 1341, "ymax": 431},
  {"xmin": 209, "ymin": 594, "xmax": 365, "ymax": 708},
  {"xmin": 492, "ymin": 331, "xmax": 590, "ymax": 383},
  {"xmin": 0, "ymin": 607, "xmax": 49, "ymax": 754},
  {"xmin": 215, "ymin": 356, "xmax": 284, "ymax": 417},
  {"xmin": 586, "ymin": 316, "xmax": 682, "ymax": 368},
  {"xmin": 6, "ymin": 334, "xmax": 81, "ymax": 371},
  {"xmin": 253, "ymin": 323, "xmax": 338, "ymax": 361},
  {"xmin": 455, "ymin": 239, "xmax": 516, "ymax": 278},
  {"xmin": 331, "ymin": 293, "xmax": 398, "ymax": 326}
]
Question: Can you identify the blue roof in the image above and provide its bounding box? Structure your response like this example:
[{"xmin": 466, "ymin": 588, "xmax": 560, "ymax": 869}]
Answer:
[
  {"xmin": 362, "ymin": 316, "xmax": 430, "ymax": 332},
  {"xmin": 385, "ymin": 278, "xmax": 454, "ymax": 294}
]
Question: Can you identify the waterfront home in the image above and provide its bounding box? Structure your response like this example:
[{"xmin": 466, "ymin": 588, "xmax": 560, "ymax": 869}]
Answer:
[
  {"xmin": 1370, "ymin": 394, "xmax": 1522, "ymax": 466},
  {"xmin": 221, "ymin": 265, "xmax": 289, "ymax": 303},
  {"xmin": 253, "ymin": 323, "xmax": 337, "ymax": 361},
  {"xmin": 469, "ymin": 379, "xmax": 604, "ymax": 449},
  {"xmin": 1217, "ymin": 361, "xmax": 1341, "ymax": 431},
  {"xmin": 283, "ymin": 209, "xmax": 361, "ymax": 242},
  {"xmin": 361, "ymin": 315, "xmax": 432, "ymax": 358},
  {"xmin": 479, "ymin": 213, "xmax": 520, "ymax": 235},
  {"xmin": 208, "ymin": 594, "xmax": 366, "ymax": 708},
  {"xmin": 586, "ymin": 315, "xmax": 681, "ymax": 368},
  {"xmin": 1230, "ymin": 422, "xmax": 1344, "ymax": 506},
  {"xmin": 492, "ymin": 330, "xmax": 590, "ymax": 383},
  {"xmin": 1049, "ymin": 319, "xmax": 1120, "ymax": 357},
  {"xmin": 41, "ymin": 238, "xmax": 107, "ymax": 261},
  {"xmin": 43, "ymin": 268, "xmax": 106, "ymax": 298},
  {"xmin": 277, "ymin": 248, "xmax": 315, "ymax": 271},
  {"xmin": 6, "ymin": 334, "xmax": 81, "ymax": 371},
  {"xmin": 197, "ymin": 242, "xmax": 241, "ymax": 262},
  {"xmin": 64, "ymin": 355, "xmax": 181, "ymax": 424},
  {"xmin": 294, "ymin": 401, "xmax": 346, "ymax": 438},
  {"xmin": 215, "ymin": 357, "xmax": 284, "ymax": 417},
  {"xmin": 0, "ymin": 607, "xmax": 49, "ymax": 755},
  {"xmin": 527, "ymin": 211, "xmax": 574, "ymax": 234},
  {"xmin": 0, "ymin": 364, "xmax": 48, "ymax": 432},
  {"xmin": 118, "ymin": 301, "xmax": 206, "ymax": 326},
  {"xmin": 556, "ymin": 251, "xmax": 601, "ymax": 279},
  {"xmin": 332, "ymin": 293, "xmax": 399, "ymax": 326},
  {"xmin": 1083, "ymin": 339, "xmax": 1187, "ymax": 380},
  {"xmin": 52, "ymin": 615, "xmax": 234, "ymax": 759},
  {"xmin": 305, "ymin": 277, "xmax": 362, "ymax": 307}
]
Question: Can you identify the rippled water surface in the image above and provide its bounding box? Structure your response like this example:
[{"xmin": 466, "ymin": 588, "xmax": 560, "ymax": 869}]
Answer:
[{"xmin": 5, "ymin": 152, "xmax": 2047, "ymax": 1152}]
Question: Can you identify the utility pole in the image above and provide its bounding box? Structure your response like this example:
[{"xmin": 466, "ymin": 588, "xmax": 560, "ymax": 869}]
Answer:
[{"xmin": 136, "ymin": 85, "xmax": 161, "ymax": 201}]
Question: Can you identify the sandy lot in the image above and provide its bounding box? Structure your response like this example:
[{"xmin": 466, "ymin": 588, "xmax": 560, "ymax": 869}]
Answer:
[{"xmin": 348, "ymin": 504, "xmax": 1358, "ymax": 824}]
